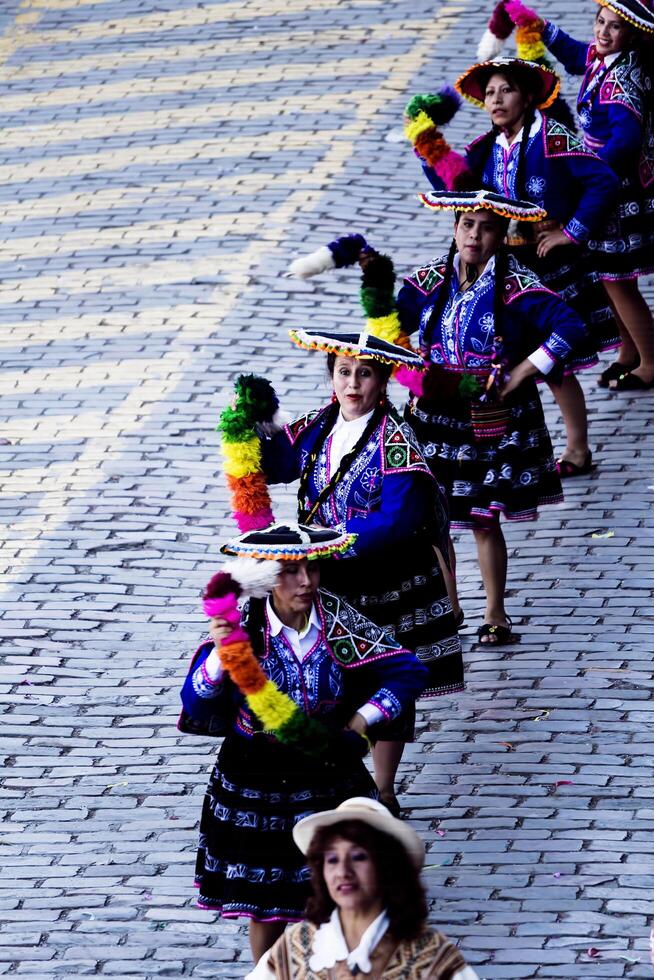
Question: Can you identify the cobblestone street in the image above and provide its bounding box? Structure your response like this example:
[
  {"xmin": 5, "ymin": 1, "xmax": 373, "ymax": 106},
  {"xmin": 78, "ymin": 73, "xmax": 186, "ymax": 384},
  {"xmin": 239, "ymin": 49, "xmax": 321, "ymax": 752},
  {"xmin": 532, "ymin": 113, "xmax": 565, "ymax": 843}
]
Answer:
[{"xmin": 1, "ymin": 0, "xmax": 653, "ymax": 976}]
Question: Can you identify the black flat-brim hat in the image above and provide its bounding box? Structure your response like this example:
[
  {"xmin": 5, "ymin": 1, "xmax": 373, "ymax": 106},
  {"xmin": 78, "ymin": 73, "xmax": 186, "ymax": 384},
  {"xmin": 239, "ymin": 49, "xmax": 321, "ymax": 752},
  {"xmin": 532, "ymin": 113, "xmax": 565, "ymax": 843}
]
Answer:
[
  {"xmin": 289, "ymin": 328, "xmax": 423, "ymax": 369},
  {"xmin": 595, "ymin": 0, "xmax": 654, "ymax": 31},
  {"xmin": 418, "ymin": 188, "xmax": 547, "ymax": 222},
  {"xmin": 220, "ymin": 522, "xmax": 356, "ymax": 561},
  {"xmin": 455, "ymin": 57, "xmax": 560, "ymax": 109}
]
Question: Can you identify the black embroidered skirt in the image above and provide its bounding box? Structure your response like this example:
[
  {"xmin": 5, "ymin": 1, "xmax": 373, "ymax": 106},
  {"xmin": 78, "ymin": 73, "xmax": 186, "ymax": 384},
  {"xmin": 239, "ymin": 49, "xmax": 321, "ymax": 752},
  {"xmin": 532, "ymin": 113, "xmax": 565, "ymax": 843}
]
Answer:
[
  {"xmin": 512, "ymin": 243, "xmax": 620, "ymax": 368},
  {"xmin": 587, "ymin": 175, "xmax": 654, "ymax": 281},
  {"xmin": 320, "ymin": 542, "xmax": 464, "ymax": 709},
  {"xmin": 406, "ymin": 384, "xmax": 563, "ymax": 531},
  {"xmin": 194, "ymin": 733, "xmax": 377, "ymax": 921}
]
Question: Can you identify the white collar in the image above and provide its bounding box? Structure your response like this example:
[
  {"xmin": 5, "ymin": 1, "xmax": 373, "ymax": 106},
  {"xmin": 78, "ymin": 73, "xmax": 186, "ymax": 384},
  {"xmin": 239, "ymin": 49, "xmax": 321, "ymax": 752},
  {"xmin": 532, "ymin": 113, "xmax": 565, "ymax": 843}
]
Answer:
[
  {"xmin": 331, "ymin": 407, "xmax": 375, "ymax": 434},
  {"xmin": 496, "ymin": 109, "xmax": 542, "ymax": 151},
  {"xmin": 453, "ymin": 252, "xmax": 496, "ymax": 288},
  {"xmin": 265, "ymin": 597, "xmax": 320, "ymax": 639},
  {"xmin": 593, "ymin": 50, "xmax": 621, "ymax": 69},
  {"xmin": 309, "ymin": 909, "xmax": 390, "ymax": 973}
]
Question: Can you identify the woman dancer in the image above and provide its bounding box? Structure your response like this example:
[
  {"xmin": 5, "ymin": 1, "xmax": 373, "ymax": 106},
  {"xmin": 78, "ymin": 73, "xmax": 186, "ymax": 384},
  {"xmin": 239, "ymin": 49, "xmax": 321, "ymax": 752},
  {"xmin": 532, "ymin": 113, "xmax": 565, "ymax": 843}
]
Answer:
[
  {"xmin": 409, "ymin": 58, "xmax": 619, "ymax": 474},
  {"xmin": 179, "ymin": 523, "xmax": 427, "ymax": 963},
  {"xmin": 257, "ymin": 333, "xmax": 463, "ymax": 813},
  {"xmin": 501, "ymin": 0, "xmax": 654, "ymax": 389},
  {"xmin": 249, "ymin": 796, "xmax": 479, "ymax": 979}
]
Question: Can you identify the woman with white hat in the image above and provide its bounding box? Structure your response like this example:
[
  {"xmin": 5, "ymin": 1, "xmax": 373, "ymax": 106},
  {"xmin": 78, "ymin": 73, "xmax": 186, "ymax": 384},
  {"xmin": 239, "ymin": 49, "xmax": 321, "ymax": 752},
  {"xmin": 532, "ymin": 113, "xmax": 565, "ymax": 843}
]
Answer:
[{"xmin": 248, "ymin": 797, "xmax": 479, "ymax": 979}]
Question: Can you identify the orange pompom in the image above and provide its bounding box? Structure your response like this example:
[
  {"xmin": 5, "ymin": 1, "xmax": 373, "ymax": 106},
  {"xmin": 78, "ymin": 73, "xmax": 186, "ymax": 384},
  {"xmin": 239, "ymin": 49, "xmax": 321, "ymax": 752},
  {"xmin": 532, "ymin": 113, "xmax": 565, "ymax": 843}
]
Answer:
[
  {"xmin": 227, "ymin": 472, "xmax": 272, "ymax": 515},
  {"xmin": 220, "ymin": 641, "xmax": 268, "ymax": 693},
  {"xmin": 414, "ymin": 131, "xmax": 450, "ymax": 169}
]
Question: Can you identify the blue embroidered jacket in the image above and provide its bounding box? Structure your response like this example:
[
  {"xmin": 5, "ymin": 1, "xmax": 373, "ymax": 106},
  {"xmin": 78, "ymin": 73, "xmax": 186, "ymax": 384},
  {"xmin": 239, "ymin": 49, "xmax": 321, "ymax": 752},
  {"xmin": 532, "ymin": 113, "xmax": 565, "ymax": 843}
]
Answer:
[
  {"xmin": 397, "ymin": 252, "xmax": 587, "ymax": 372},
  {"xmin": 179, "ymin": 590, "xmax": 427, "ymax": 739},
  {"xmin": 422, "ymin": 112, "xmax": 619, "ymax": 243},
  {"xmin": 543, "ymin": 21, "xmax": 653, "ymax": 187},
  {"xmin": 260, "ymin": 403, "xmax": 447, "ymax": 559}
]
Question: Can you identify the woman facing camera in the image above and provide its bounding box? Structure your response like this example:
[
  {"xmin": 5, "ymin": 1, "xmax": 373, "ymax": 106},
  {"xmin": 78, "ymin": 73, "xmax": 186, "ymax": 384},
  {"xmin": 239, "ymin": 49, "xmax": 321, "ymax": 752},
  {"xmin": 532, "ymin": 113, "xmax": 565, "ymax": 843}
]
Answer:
[{"xmin": 248, "ymin": 797, "xmax": 479, "ymax": 979}]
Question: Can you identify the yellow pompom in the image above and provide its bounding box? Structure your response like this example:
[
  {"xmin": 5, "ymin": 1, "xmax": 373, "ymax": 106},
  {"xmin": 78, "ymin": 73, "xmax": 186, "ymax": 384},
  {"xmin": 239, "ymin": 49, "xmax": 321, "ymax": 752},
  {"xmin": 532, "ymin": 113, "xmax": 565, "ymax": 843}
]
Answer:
[
  {"xmin": 248, "ymin": 682, "xmax": 298, "ymax": 729},
  {"xmin": 404, "ymin": 111, "xmax": 435, "ymax": 144},
  {"xmin": 221, "ymin": 437, "xmax": 261, "ymax": 478},
  {"xmin": 366, "ymin": 313, "xmax": 402, "ymax": 344}
]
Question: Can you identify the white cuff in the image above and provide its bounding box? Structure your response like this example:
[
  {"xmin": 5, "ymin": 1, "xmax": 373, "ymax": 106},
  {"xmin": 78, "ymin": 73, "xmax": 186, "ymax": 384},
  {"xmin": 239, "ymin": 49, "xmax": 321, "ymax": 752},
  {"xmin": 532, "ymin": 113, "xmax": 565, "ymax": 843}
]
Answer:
[
  {"xmin": 357, "ymin": 702, "xmax": 386, "ymax": 727},
  {"xmin": 203, "ymin": 648, "xmax": 224, "ymax": 682},
  {"xmin": 528, "ymin": 347, "xmax": 556, "ymax": 375}
]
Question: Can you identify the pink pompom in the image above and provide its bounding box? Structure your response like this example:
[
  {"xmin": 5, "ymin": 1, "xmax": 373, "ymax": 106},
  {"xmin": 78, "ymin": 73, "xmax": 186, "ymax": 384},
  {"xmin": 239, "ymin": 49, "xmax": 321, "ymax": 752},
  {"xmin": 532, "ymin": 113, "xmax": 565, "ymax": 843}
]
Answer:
[
  {"xmin": 504, "ymin": 0, "xmax": 540, "ymax": 26},
  {"xmin": 223, "ymin": 627, "xmax": 249, "ymax": 645},
  {"xmin": 394, "ymin": 364, "xmax": 426, "ymax": 396},
  {"xmin": 203, "ymin": 595, "xmax": 240, "ymax": 620},
  {"xmin": 434, "ymin": 151, "xmax": 472, "ymax": 191},
  {"xmin": 488, "ymin": 1, "xmax": 514, "ymax": 39},
  {"xmin": 234, "ymin": 508, "xmax": 275, "ymax": 532}
]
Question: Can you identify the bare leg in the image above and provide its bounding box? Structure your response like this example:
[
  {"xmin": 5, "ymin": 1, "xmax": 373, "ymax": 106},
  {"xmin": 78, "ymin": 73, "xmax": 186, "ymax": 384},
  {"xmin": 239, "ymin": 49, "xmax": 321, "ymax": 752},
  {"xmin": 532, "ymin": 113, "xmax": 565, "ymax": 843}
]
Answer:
[
  {"xmin": 249, "ymin": 920, "xmax": 286, "ymax": 964},
  {"xmin": 371, "ymin": 740, "xmax": 405, "ymax": 803},
  {"xmin": 435, "ymin": 537, "xmax": 461, "ymax": 621},
  {"xmin": 472, "ymin": 523, "xmax": 509, "ymax": 643},
  {"xmin": 604, "ymin": 279, "xmax": 654, "ymax": 382},
  {"xmin": 546, "ymin": 374, "xmax": 589, "ymax": 467}
]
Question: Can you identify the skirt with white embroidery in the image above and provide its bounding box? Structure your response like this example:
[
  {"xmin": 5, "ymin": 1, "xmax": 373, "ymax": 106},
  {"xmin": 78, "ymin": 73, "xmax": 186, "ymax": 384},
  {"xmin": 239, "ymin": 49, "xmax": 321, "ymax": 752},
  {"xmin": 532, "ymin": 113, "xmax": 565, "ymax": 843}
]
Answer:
[
  {"xmin": 587, "ymin": 175, "xmax": 654, "ymax": 281},
  {"xmin": 320, "ymin": 540, "xmax": 464, "ymax": 707},
  {"xmin": 194, "ymin": 733, "xmax": 376, "ymax": 921},
  {"xmin": 405, "ymin": 383, "xmax": 563, "ymax": 531}
]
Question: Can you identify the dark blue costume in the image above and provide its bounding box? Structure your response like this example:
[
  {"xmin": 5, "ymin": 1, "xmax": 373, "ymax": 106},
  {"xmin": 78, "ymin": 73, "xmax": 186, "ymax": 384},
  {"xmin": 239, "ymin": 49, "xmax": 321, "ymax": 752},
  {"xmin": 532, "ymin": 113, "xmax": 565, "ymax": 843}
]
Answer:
[
  {"xmin": 421, "ymin": 111, "xmax": 620, "ymax": 364},
  {"xmin": 260, "ymin": 402, "xmax": 463, "ymax": 698},
  {"xmin": 179, "ymin": 589, "xmax": 426, "ymax": 921},
  {"xmin": 398, "ymin": 252, "xmax": 587, "ymax": 527},
  {"xmin": 543, "ymin": 20, "xmax": 654, "ymax": 279}
]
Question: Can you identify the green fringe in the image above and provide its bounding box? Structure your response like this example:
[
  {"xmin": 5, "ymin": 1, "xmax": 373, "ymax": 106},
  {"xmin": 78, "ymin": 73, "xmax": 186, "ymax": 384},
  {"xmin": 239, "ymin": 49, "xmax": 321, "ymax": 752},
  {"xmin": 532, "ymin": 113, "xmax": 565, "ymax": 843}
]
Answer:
[
  {"xmin": 216, "ymin": 373, "xmax": 278, "ymax": 440},
  {"xmin": 216, "ymin": 406, "xmax": 255, "ymax": 443},
  {"xmin": 276, "ymin": 712, "xmax": 330, "ymax": 756},
  {"xmin": 458, "ymin": 373, "xmax": 483, "ymax": 398},
  {"xmin": 360, "ymin": 286, "xmax": 395, "ymax": 319}
]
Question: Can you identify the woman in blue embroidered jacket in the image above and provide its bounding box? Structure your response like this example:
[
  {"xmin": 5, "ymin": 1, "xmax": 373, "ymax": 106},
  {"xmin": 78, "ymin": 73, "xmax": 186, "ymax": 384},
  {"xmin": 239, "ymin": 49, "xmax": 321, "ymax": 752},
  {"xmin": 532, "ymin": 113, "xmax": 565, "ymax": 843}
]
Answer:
[
  {"xmin": 179, "ymin": 523, "xmax": 427, "ymax": 965},
  {"xmin": 258, "ymin": 332, "xmax": 463, "ymax": 814},
  {"xmin": 505, "ymin": 0, "xmax": 654, "ymax": 390},
  {"xmin": 390, "ymin": 190, "xmax": 587, "ymax": 643},
  {"xmin": 415, "ymin": 57, "xmax": 620, "ymax": 476}
]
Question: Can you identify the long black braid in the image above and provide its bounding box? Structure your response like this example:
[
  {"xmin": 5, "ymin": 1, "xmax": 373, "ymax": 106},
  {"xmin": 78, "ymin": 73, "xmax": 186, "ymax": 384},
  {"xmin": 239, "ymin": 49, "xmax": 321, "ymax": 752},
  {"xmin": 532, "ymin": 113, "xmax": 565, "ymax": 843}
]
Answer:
[
  {"xmin": 421, "ymin": 238, "xmax": 458, "ymax": 357},
  {"xmin": 515, "ymin": 101, "xmax": 537, "ymax": 202},
  {"xmin": 493, "ymin": 245, "xmax": 507, "ymax": 350}
]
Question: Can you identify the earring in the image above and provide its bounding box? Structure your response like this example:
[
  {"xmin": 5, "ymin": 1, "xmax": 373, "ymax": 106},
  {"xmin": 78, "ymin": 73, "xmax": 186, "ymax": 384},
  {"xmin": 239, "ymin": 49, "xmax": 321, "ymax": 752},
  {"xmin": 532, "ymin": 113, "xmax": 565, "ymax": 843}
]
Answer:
[{"xmin": 331, "ymin": 392, "xmax": 338, "ymax": 403}]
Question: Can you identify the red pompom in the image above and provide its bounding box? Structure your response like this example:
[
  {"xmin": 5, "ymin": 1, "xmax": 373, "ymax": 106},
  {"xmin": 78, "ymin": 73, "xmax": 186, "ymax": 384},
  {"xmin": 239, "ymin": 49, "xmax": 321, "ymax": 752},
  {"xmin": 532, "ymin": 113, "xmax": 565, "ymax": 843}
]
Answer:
[
  {"xmin": 489, "ymin": 1, "xmax": 514, "ymax": 39},
  {"xmin": 203, "ymin": 572, "xmax": 241, "ymax": 601}
]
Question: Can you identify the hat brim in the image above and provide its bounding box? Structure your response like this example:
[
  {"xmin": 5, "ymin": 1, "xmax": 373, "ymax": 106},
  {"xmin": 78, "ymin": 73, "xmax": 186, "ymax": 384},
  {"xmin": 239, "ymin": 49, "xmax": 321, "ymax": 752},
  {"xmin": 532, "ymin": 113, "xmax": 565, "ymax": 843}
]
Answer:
[
  {"xmin": 220, "ymin": 525, "xmax": 356, "ymax": 561},
  {"xmin": 292, "ymin": 800, "xmax": 426, "ymax": 869},
  {"xmin": 289, "ymin": 329, "xmax": 423, "ymax": 369},
  {"xmin": 455, "ymin": 58, "xmax": 561, "ymax": 110},
  {"xmin": 419, "ymin": 191, "xmax": 547, "ymax": 222},
  {"xmin": 594, "ymin": 0, "xmax": 654, "ymax": 31}
]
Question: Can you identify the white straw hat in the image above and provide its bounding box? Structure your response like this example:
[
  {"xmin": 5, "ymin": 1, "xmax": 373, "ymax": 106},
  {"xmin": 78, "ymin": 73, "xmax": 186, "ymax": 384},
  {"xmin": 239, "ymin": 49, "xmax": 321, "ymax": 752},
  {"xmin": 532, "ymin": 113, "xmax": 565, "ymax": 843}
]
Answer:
[{"xmin": 293, "ymin": 797, "xmax": 426, "ymax": 869}]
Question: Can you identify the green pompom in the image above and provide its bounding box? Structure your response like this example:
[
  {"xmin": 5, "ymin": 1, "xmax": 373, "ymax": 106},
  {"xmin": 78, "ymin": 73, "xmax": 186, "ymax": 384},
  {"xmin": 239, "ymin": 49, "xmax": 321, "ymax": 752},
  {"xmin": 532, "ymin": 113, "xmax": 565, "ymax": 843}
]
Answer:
[
  {"xmin": 405, "ymin": 93, "xmax": 441, "ymax": 120},
  {"xmin": 360, "ymin": 286, "xmax": 394, "ymax": 319},
  {"xmin": 458, "ymin": 373, "xmax": 483, "ymax": 399},
  {"xmin": 216, "ymin": 405, "xmax": 255, "ymax": 442}
]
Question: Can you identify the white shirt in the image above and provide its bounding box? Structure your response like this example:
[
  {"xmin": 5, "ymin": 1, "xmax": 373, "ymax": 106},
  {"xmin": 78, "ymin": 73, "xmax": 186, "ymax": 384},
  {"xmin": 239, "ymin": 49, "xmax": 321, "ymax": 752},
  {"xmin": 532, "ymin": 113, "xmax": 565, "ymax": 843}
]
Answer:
[
  {"xmin": 265, "ymin": 597, "xmax": 321, "ymax": 661},
  {"xmin": 327, "ymin": 408, "xmax": 375, "ymax": 477}
]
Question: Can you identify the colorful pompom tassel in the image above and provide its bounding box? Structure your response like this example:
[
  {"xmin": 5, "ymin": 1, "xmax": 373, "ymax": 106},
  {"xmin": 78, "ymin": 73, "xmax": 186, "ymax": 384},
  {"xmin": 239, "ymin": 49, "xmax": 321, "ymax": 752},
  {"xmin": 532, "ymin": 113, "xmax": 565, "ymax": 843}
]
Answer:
[
  {"xmin": 217, "ymin": 375, "xmax": 278, "ymax": 533},
  {"xmin": 404, "ymin": 87, "xmax": 472, "ymax": 192}
]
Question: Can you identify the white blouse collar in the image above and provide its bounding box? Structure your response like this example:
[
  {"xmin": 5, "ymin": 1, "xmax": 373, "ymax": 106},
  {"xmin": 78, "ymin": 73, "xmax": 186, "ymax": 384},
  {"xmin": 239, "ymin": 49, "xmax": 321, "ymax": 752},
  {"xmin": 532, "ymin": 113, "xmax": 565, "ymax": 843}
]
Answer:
[
  {"xmin": 309, "ymin": 908, "xmax": 390, "ymax": 973},
  {"xmin": 496, "ymin": 108, "xmax": 542, "ymax": 151}
]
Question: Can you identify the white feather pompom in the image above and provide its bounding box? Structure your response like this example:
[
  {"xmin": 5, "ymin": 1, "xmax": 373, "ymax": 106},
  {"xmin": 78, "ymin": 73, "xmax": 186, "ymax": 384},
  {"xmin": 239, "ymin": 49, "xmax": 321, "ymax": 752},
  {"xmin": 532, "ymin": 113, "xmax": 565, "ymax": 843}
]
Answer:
[
  {"xmin": 256, "ymin": 408, "xmax": 292, "ymax": 438},
  {"xmin": 288, "ymin": 246, "xmax": 336, "ymax": 279},
  {"xmin": 228, "ymin": 557, "xmax": 280, "ymax": 598},
  {"xmin": 477, "ymin": 29, "xmax": 506, "ymax": 60}
]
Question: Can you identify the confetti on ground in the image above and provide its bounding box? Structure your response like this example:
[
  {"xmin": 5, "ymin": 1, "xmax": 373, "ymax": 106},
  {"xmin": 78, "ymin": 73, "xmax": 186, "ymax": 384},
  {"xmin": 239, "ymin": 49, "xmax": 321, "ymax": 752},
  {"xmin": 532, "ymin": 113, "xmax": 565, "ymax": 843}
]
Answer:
[
  {"xmin": 618, "ymin": 955, "xmax": 641, "ymax": 964},
  {"xmin": 587, "ymin": 948, "xmax": 601, "ymax": 958},
  {"xmin": 534, "ymin": 711, "xmax": 550, "ymax": 721},
  {"xmin": 552, "ymin": 872, "xmax": 564, "ymax": 878},
  {"xmin": 437, "ymin": 830, "xmax": 446, "ymax": 837},
  {"xmin": 150, "ymin": 922, "xmax": 167, "ymax": 931},
  {"xmin": 20, "ymin": 678, "xmax": 32, "ymax": 685},
  {"xmin": 591, "ymin": 530, "xmax": 615, "ymax": 539},
  {"xmin": 143, "ymin": 893, "xmax": 153, "ymax": 901},
  {"xmin": 554, "ymin": 780, "xmax": 574, "ymax": 787},
  {"xmin": 80, "ymin": 912, "xmax": 95, "ymax": 920},
  {"xmin": 497, "ymin": 741, "xmax": 514, "ymax": 750},
  {"xmin": 106, "ymin": 781, "xmax": 129, "ymax": 789},
  {"xmin": 423, "ymin": 858, "xmax": 453, "ymax": 869}
]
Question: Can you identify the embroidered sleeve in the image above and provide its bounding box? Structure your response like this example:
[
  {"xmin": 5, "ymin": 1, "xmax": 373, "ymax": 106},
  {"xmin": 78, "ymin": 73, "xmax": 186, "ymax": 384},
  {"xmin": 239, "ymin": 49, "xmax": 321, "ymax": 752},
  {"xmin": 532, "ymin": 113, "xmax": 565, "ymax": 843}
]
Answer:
[
  {"xmin": 595, "ymin": 101, "xmax": 644, "ymax": 177},
  {"xmin": 362, "ymin": 687, "xmax": 403, "ymax": 722}
]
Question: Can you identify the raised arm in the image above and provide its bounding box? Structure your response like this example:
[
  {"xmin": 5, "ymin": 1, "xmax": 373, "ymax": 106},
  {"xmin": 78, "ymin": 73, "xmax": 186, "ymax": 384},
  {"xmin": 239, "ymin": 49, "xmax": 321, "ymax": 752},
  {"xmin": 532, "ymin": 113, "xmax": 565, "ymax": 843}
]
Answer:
[{"xmin": 541, "ymin": 20, "xmax": 591, "ymax": 75}]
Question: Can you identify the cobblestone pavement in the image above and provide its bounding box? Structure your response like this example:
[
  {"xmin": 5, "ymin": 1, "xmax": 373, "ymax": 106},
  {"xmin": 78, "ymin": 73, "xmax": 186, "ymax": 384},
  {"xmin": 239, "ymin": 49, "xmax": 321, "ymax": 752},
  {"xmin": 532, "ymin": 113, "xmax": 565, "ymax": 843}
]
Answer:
[{"xmin": 1, "ymin": 0, "xmax": 653, "ymax": 977}]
